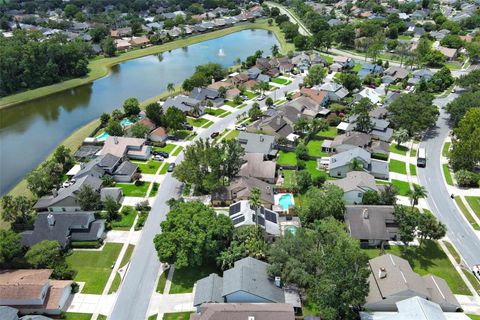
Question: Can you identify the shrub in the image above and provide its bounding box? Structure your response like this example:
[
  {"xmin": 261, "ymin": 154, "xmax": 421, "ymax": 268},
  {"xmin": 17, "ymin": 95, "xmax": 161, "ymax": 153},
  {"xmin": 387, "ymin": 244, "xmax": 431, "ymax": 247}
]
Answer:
[
  {"xmin": 71, "ymin": 282, "xmax": 80, "ymax": 293},
  {"xmin": 455, "ymin": 170, "xmax": 479, "ymax": 187},
  {"xmin": 371, "ymin": 152, "xmax": 389, "ymax": 161},
  {"xmin": 312, "ymin": 175, "xmax": 326, "ymax": 187}
]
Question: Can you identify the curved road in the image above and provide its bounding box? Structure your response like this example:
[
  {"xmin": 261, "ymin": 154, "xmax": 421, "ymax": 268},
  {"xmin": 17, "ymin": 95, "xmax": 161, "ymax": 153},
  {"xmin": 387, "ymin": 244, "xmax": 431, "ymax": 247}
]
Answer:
[
  {"xmin": 109, "ymin": 78, "xmax": 304, "ymax": 320},
  {"xmin": 417, "ymin": 93, "xmax": 480, "ymax": 267}
]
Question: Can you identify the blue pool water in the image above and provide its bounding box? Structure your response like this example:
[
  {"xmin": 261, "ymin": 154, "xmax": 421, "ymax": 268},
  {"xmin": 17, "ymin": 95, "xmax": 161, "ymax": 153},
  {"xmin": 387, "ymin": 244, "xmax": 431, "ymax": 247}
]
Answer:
[
  {"xmin": 120, "ymin": 118, "xmax": 134, "ymax": 126},
  {"xmin": 96, "ymin": 131, "xmax": 110, "ymax": 141},
  {"xmin": 278, "ymin": 194, "xmax": 294, "ymax": 210},
  {"xmin": 285, "ymin": 226, "xmax": 298, "ymax": 236}
]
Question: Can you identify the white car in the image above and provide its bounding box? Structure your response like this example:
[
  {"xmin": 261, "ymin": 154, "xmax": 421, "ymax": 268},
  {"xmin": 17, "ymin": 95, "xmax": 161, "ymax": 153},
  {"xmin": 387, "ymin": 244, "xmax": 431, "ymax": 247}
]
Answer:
[
  {"xmin": 256, "ymin": 95, "xmax": 266, "ymax": 101},
  {"xmin": 153, "ymin": 155, "xmax": 164, "ymax": 161},
  {"xmin": 472, "ymin": 265, "xmax": 480, "ymax": 281},
  {"xmin": 235, "ymin": 124, "xmax": 246, "ymax": 131}
]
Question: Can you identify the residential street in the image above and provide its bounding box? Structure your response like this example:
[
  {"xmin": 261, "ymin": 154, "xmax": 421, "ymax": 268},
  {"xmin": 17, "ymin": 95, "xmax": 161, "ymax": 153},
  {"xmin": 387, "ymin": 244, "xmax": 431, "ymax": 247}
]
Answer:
[
  {"xmin": 417, "ymin": 93, "xmax": 480, "ymax": 267},
  {"xmin": 109, "ymin": 77, "xmax": 304, "ymax": 320}
]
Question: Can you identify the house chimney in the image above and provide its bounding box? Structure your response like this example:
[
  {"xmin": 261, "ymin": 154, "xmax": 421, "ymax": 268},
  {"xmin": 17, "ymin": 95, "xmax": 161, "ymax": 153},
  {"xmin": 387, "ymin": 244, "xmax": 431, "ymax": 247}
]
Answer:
[
  {"xmin": 274, "ymin": 276, "xmax": 281, "ymax": 288},
  {"xmin": 378, "ymin": 267, "xmax": 387, "ymax": 279},
  {"xmin": 276, "ymin": 116, "xmax": 281, "ymax": 126},
  {"xmin": 52, "ymin": 188, "xmax": 58, "ymax": 197},
  {"xmin": 248, "ymin": 317, "xmax": 255, "ymax": 320},
  {"xmin": 266, "ymin": 186, "xmax": 271, "ymax": 194},
  {"xmin": 47, "ymin": 214, "xmax": 55, "ymax": 226},
  {"xmin": 363, "ymin": 208, "xmax": 369, "ymax": 219}
]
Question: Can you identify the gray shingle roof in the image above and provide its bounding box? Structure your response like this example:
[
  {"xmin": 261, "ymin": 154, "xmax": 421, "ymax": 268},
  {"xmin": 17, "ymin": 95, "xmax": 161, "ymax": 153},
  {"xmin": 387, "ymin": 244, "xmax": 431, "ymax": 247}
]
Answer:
[
  {"xmin": 344, "ymin": 205, "xmax": 397, "ymax": 241},
  {"xmin": 329, "ymin": 147, "xmax": 371, "ymax": 170},
  {"xmin": 100, "ymin": 187, "xmax": 123, "ymax": 201},
  {"xmin": 237, "ymin": 132, "xmax": 277, "ymax": 156},
  {"xmin": 329, "ymin": 171, "xmax": 379, "ymax": 193},
  {"xmin": 114, "ymin": 161, "xmax": 138, "ymax": 176},
  {"xmin": 193, "ymin": 273, "xmax": 224, "ymax": 307}
]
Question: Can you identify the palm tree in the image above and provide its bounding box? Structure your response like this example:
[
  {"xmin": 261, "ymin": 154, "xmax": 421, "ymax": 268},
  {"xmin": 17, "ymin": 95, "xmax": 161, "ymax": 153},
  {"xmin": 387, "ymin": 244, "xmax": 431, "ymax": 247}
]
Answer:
[
  {"xmin": 271, "ymin": 44, "xmax": 279, "ymax": 57},
  {"xmin": 167, "ymin": 83, "xmax": 175, "ymax": 93},
  {"xmin": 191, "ymin": 104, "xmax": 202, "ymax": 118},
  {"xmin": 393, "ymin": 128, "xmax": 409, "ymax": 147},
  {"xmin": 249, "ymin": 187, "xmax": 261, "ymax": 229},
  {"xmin": 349, "ymin": 158, "xmax": 364, "ymax": 171},
  {"xmin": 406, "ymin": 184, "xmax": 428, "ymax": 209}
]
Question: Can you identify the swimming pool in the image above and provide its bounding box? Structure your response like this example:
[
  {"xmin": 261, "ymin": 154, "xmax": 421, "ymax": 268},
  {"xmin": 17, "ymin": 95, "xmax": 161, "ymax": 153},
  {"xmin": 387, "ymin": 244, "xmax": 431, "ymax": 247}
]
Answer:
[
  {"xmin": 285, "ymin": 225, "xmax": 298, "ymax": 236},
  {"xmin": 120, "ymin": 118, "xmax": 134, "ymax": 126},
  {"xmin": 276, "ymin": 193, "xmax": 294, "ymax": 210},
  {"xmin": 96, "ymin": 131, "xmax": 110, "ymax": 141}
]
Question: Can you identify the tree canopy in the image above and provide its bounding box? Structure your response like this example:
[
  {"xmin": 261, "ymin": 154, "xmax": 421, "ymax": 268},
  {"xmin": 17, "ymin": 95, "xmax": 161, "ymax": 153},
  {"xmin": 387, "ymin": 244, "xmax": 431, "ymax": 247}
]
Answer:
[
  {"xmin": 450, "ymin": 108, "xmax": 480, "ymax": 171},
  {"xmin": 153, "ymin": 201, "xmax": 233, "ymax": 268},
  {"xmin": 297, "ymin": 185, "xmax": 345, "ymax": 225}
]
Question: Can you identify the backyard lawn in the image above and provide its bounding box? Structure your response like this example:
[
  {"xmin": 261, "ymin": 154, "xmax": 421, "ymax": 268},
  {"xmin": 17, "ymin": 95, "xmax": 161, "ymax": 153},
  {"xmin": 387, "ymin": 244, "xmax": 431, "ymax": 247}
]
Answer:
[
  {"xmin": 111, "ymin": 206, "xmax": 137, "ymax": 230},
  {"xmin": 66, "ymin": 243, "xmax": 122, "ymax": 294},
  {"xmin": 135, "ymin": 160, "xmax": 162, "ymax": 174},
  {"xmin": 116, "ymin": 181, "xmax": 151, "ymax": 197},
  {"xmin": 163, "ymin": 313, "xmax": 193, "ymax": 320},
  {"xmin": 306, "ymin": 140, "xmax": 328, "ymax": 158},
  {"xmin": 277, "ymin": 151, "xmax": 297, "ymax": 166},
  {"xmin": 305, "ymin": 160, "xmax": 329, "ymax": 180},
  {"xmin": 187, "ymin": 117, "xmax": 213, "ymax": 128},
  {"xmin": 442, "ymin": 164, "xmax": 454, "ymax": 186},
  {"xmin": 169, "ymin": 263, "xmax": 219, "ymax": 294},
  {"xmin": 363, "ymin": 240, "xmax": 471, "ymax": 295},
  {"xmin": 455, "ymin": 197, "xmax": 480, "ymax": 230},
  {"xmin": 282, "ymin": 170, "xmax": 297, "ymax": 189},
  {"xmin": 154, "ymin": 144, "xmax": 176, "ymax": 154},
  {"xmin": 442, "ymin": 142, "xmax": 451, "ymax": 157},
  {"xmin": 391, "ymin": 179, "xmax": 411, "ymax": 196},
  {"xmin": 389, "ymin": 144, "xmax": 409, "ymax": 155},
  {"xmin": 316, "ymin": 126, "xmax": 338, "ymax": 138},
  {"xmin": 271, "ymin": 77, "xmax": 292, "ymax": 85},
  {"xmin": 465, "ymin": 196, "xmax": 480, "ymax": 218},
  {"xmin": 409, "ymin": 164, "xmax": 417, "ymax": 176},
  {"xmin": 389, "ymin": 159, "xmax": 407, "ymax": 175}
]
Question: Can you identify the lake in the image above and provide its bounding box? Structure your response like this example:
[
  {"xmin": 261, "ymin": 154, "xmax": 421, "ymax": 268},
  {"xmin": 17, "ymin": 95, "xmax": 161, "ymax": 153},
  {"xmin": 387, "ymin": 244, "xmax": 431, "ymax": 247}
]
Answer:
[{"xmin": 0, "ymin": 29, "xmax": 279, "ymax": 195}]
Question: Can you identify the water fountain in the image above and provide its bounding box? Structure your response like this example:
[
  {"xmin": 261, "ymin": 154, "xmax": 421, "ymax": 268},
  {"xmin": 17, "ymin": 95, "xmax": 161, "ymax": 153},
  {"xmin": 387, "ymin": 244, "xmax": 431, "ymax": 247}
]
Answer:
[{"xmin": 218, "ymin": 48, "xmax": 225, "ymax": 57}]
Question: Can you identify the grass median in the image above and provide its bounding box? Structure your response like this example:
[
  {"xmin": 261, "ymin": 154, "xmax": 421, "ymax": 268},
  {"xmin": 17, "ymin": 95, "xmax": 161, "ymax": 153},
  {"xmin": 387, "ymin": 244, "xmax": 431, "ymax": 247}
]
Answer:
[{"xmin": 454, "ymin": 196, "xmax": 480, "ymax": 231}]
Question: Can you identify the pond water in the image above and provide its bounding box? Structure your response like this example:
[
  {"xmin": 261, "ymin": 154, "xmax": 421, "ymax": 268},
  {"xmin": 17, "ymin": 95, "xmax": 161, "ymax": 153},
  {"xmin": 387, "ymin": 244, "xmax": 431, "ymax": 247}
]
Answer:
[{"xmin": 0, "ymin": 29, "xmax": 279, "ymax": 195}]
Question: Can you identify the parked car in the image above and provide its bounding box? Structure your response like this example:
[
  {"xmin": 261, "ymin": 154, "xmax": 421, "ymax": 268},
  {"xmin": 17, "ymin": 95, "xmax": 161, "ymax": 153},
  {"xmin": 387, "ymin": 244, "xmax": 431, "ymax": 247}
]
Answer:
[
  {"xmin": 167, "ymin": 163, "xmax": 175, "ymax": 172},
  {"xmin": 158, "ymin": 151, "xmax": 169, "ymax": 158},
  {"xmin": 184, "ymin": 123, "xmax": 193, "ymax": 130},
  {"xmin": 473, "ymin": 265, "xmax": 480, "ymax": 281},
  {"xmin": 168, "ymin": 135, "xmax": 179, "ymax": 141},
  {"xmin": 153, "ymin": 155, "xmax": 164, "ymax": 161},
  {"xmin": 256, "ymin": 95, "xmax": 266, "ymax": 101},
  {"xmin": 235, "ymin": 124, "xmax": 246, "ymax": 131},
  {"xmin": 210, "ymin": 131, "xmax": 219, "ymax": 139}
]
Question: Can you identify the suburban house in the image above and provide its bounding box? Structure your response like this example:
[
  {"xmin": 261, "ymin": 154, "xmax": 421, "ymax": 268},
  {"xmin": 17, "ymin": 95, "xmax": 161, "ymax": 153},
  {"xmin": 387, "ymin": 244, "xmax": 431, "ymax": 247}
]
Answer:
[
  {"xmin": 360, "ymin": 296, "xmax": 471, "ymax": 320},
  {"xmin": 247, "ymin": 113, "xmax": 293, "ymax": 139},
  {"xmin": 358, "ymin": 63, "xmax": 384, "ymax": 79},
  {"xmin": 129, "ymin": 35, "xmax": 150, "ymax": 47},
  {"xmin": 211, "ymin": 176, "xmax": 275, "ymax": 209},
  {"xmin": 191, "ymin": 303, "xmax": 295, "ymax": 320},
  {"xmin": 236, "ymin": 132, "xmax": 277, "ymax": 158},
  {"xmin": 294, "ymin": 88, "xmax": 329, "ymax": 109},
  {"xmin": 408, "ymin": 69, "xmax": 433, "ymax": 85},
  {"xmin": 318, "ymin": 82, "xmax": 349, "ymax": 101},
  {"xmin": 110, "ymin": 27, "xmax": 132, "ymax": 38},
  {"xmin": 327, "ymin": 171, "xmax": 382, "ymax": 204},
  {"xmin": 21, "ymin": 212, "xmax": 106, "ymax": 248},
  {"xmin": 149, "ymin": 127, "xmax": 168, "ymax": 142},
  {"xmin": 322, "ymin": 131, "xmax": 372, "ymax": 154},
  {"xmin": 74, "ymin": 153, "xmax": 138, "ymax": 183},
  {"xmin": 193, "ymin": 257, "xmax": 300, "ymax": 312},
  {"xmin": 100, "ymin": 187, "xmax": 123, "ymax": 202},
  {"xmin": 100, "ymin": 136, "xmax": 151, "ymax": 160},
  {"xmin": 0, "ymin": 269, "xmax": 72, "ymax": 315},
  {"xmin": 333, "ymin": 56, "xmax": 355, "ymax": 69},
  {"xmin": 365, "ymin": 254, "xmax": 461, "ymax": 312},
  {"xmin": 227, "ymin": 200, "xmax": 280, "ymax": 239},
  {"xmin": 208, "ymin": 81, "xmax": 232, "ymax": 91},
  {"xmin": 189, "ymin": 87, "xmax": 223, "ymax": 107},
  {"xmin": 33, "ymin": 175, "xmax": 103, "ymax": 212},
  {"xmin": 163, "ymin": 95, "xmax": 203, "ymax": 116},
  {"xmin": 354, "ymin": 87, "xmax": 382, "ymax": 104},
  {"xmin": 239, "ymin": 153, "xmax": 277, "ymax": 184},
  {"xmin": 328, "ymin": 147, "xmax": 389, "ymax": 179},
  {"xmin": 382, "ymin": 66, "xmax": 409, "ymax": 84},
  {"xmin": 337, "ymin": 116, "xmax": 393, "ymax": 142},
  {"xmin": 436, "ymin": 46, "xmax": 457, "ymax": 61},
  {"xmin": 229, "ymin": 72, "xmax": 249, "ymax": 86},
  {"xmin": 344, "ymin": 205, "xmax": 399, "ymax": 247}
]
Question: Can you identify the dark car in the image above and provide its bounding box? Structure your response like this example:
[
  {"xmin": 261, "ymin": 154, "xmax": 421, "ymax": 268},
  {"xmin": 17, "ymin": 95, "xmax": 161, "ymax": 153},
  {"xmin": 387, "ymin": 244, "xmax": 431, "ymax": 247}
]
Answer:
[
  {"xmin": 210, "ymin": 131, "xmax": 219, "ymax": 139},
  {"xmin": 184, "ymin": 123, "xmax": 194, "ymax": 130},
  {"xmin": 167, "ymin": 163, "xmax": 175, "ymax": 172},
  {"xmin": 159, "ymin": 151, "xmax": 169, "ymax": 158},
  {"xmin": 168, "ymin": 135, "xmax": 179, "ymax": 141}
]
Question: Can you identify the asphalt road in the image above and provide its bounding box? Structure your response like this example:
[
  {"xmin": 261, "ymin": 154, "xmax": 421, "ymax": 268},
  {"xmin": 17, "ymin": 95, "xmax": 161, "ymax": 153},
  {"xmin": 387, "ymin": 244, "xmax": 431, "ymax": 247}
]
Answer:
[
  {"xmin": 417, "ymin": 93, "xmax": 480, "ymax": 267},
  {"xmin": 109, "ymin": 77, "xmax": 304, "ymax": 320}
]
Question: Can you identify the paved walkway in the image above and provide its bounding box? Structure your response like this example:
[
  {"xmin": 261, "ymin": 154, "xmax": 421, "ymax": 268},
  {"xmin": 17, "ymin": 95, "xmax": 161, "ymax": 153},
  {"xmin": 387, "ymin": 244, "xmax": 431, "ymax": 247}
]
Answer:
[{"xmin": 105, "ymin": 230, "xmax": 141, "ymax": 245}]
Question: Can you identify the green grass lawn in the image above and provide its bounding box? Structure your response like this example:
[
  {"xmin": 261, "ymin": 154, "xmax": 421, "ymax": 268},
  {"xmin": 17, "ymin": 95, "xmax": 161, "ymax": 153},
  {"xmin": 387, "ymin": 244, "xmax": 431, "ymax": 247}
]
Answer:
[
  {"xmin": 442, "ymin": 142, "xmax": 451, "ymax": 157},
  {"xmin": 156, "ymin": 270, "xmax": 168, "ymax": 293},
  {"xmin": 410, "ymin": 148, "xmax": 417, "ymax": 157},
  {"xmin": 154, "ymin": 144, "xmax": 176, "ymax": 154},
  {"xmin": 271, "ymin": 77, "xmax": 292, "ymax": 85},
  {"xmin": 455, "ymin": 196, "xmax": 480, "ymax": 230},
  {"xmin": 62, "ymin": 313, "xmax": 93, "ymax": 320},
  {"xmin": 66, "ymin": 243, "xmax": 122, "ymax": 294},
  {"xmin": 111, "ymin": 206, "xmax": 137, "ymax": 230},
  {"xmin": 391, "ymin": 179, "xmax": 411, "ymax": 196},
  {"xmin": 463, "ymin": 269, "xmax": 480, "ymax": 295},
  {"xmin": 224, "ymin": 100, "xmax": 242, "ymax": 108},
  {"xmin": 187, "ymin": 117, "xmax": 213, "ymax": 128},
  {"xmin": 468, "ymin": 315, "xmax": 480, "ymax": 320},
  {"xmin": 306, "ymin": 140, "xmax": 328, "ymax": 158},
  {"xmin": 352, "ymin": 63, "xmax": 362, "ymax": 72},
  {"xmin": 135, "ymin": 160, "xmax": 162, "ymax": 174},
  {"xmin": 109, "ymin": 244, "xmax": 135, "ymax": 293},
  {"xmin": 316, "ymin": 126, "xmax": 338, "ymax": 138},
  {"xmin": 163, "ymin": 313, "xmax": 192, "ymax": 320},
  {"xmin": 116, "ymin": 181, "xmax": 151, "ymax": 197},
  {"xmin": 277, "ymin": 151, "xmax": 297, "ymax": 166},
  {"xmin": 224, "ymin": 130, "xmax": 240, "ymax": 140},
  {"xmin": 409, "ymin": 164, "xmax": 417, "ymax": 176},
  {"xmin": 97, "ymin": 315, "xmax": 107, "ymax": 320},
  {"xmin": 442, "ymin": 164, "xmax": 454, "ymax": 186},
  {"xmin": 305, "ymin": 160, "xmax": 329, "ymax": 180},
  {"xmin": 159, "ymin": 163, "xmax": 170, "ymax": 174},
  {"xmin": 205, "ymin": 107, "xmax": 227, "ymax": 117},
  {"xmin": 171, "ymin": 146, "xmax": 183, "ymax": 156},
  {"xmin": 398, "ymin": 35, "xmax": 413, "ymax": 40},
  {"xmin": 169, "ymin": 263, "xmax": 219, "ymax": 294},
  {"xmin": 173, "ymin": 130, "xmax": 191, "ymax": 140},
  {"xmin": 148, "ymin": 315, "xmax": 157, "ymax": 320},
  {"xmin": 282, "ymin": 170, "xmax": 297, "ymax": 189},
  {"xmin": 444, "ymin": 241, "xmax": 461, "ymax": 264},
  {"xmin": 389, "ymin": 159, "xmax": 407, "ymax": 175},
  {"xmin": 243, "ymin": 90, "xmax": 259, "ymax": 100},
  {"xmin": 218, "ymin": 110, "xmax": 231, "ymax": 118},
  {"xmin": 465, "ymin": 196, "xmax": 480, "ymax": 218},
  {"xmin": 150, "ymin": 182, "xmax": 160, "ymax": 197},
  {"xmin": 363, "ymin": 240, "xmax": 471, "ymax": 295},
  {"xmin": 389, "ymin": 144, "xmax": 409, "ymax": 155}
]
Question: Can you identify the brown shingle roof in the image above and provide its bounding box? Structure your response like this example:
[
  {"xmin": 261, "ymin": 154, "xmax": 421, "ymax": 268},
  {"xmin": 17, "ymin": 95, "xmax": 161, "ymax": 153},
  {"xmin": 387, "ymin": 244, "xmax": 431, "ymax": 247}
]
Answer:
[
  {"xmin": 0, "ymin": 269, "xmax": 52, "ymax": 300},
  {"xmin": 191, "ymin": 303, "xmax": 295, "ymax": 320}
]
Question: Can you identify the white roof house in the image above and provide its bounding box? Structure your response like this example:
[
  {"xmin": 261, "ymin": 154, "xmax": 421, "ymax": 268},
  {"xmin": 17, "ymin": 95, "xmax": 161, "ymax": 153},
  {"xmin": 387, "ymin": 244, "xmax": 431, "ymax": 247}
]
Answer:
[{"xmin": 227, "ymin": 200, "xmax": 280, "ymax": 236}]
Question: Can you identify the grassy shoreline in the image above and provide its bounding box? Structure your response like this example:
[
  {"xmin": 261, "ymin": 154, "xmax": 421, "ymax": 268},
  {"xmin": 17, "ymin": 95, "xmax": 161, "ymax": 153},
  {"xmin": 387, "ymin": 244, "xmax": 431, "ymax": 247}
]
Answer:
[{"xmin": 0, "ymin": 19, "xmax": 291, "ymax": 109}]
